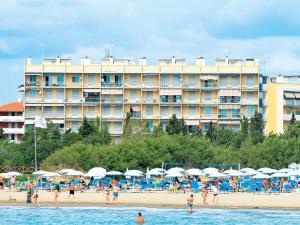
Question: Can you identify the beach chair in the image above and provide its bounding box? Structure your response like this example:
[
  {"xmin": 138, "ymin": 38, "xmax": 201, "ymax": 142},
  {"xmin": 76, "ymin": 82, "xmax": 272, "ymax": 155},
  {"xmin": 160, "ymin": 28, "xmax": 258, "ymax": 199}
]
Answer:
[
  {"xmin": 190, "ymin": 180, "xmax": 199, "ymax": 193},
  {"xmin": 270, "ymin": 186, "xmax": 279, "ymax": 193},
  {"xmin": 240, "ymin": 181, "xmax": 250, "ymax": 192},
  {"xmin": 249, "ymin": 185, "xmax": 257, "ymax": 192},
  {"xmin": 219, "ymin": 183, "xmax": 229, "ymax": 193},
  {"xmin": 282, "ymin": 185, "xmax": 292, "ymax": 193}
]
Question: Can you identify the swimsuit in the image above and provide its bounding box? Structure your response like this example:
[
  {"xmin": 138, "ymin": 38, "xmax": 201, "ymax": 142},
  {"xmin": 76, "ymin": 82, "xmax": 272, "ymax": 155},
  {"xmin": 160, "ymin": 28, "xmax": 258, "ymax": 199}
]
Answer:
[
  {"xmin": 70, "ymin": 190, "xmax": 75, "ymax": 195},
  {"xmin": 187, "ymin": 202, "xmax": 193, "ymax": 207},
  {"xmin": 113, "ymin": 192, "xmax": 118, "ymax": 198}
]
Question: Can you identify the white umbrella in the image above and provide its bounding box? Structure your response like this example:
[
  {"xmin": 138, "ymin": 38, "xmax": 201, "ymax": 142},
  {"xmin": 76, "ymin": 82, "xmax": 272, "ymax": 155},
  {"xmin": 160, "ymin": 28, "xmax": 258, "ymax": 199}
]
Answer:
[
  {"xmin": 288, "ymin": 163, "xmax": 299, "ymax": 170},
  {"xmin": 271, "ymin": 172, "xmax": 288, "ymax": 178},
  {"xmin": 252, "ymin": 173, "xmax": 271, "ymax": 179},
  {"xmin": 4, "ymin": 171, "xmax": 22, "ymax": 178},
  {"xmin": 149, "ymin": 168, "xmax": 166, "ymax": 173},
  {"xmin": 124, "ymin": 170, "xmax": 143, "ymax": 177},
  {"xmin": 209, "ymin": 172, "xmax": 227, "ymax": 178},
  {"xmin": 165, "ymin": 171, "xmax": 184, "ymax": 177},
  {"xmin": 65, "ymin": 170, "xmax": 84, "ymax": 176},
  {"xmin": 279, "ymin": 168, "xmax": 291, "ymax": 173},
  {"xmin": 166, "ymin": 167, "xmax": 185, "ymax": 174},
  {"xmin": 203, "ymin": 167, "xmax": 219, "ymax": 175},
  {"xmin": 84, "ymin": 167, "xmax": 107, "ymax": 177},
  {"xmin": 240, "ymin": 168, "xmax": 258, "ymax": 175},
  {"xmin": 42, "ymin": 172, "xmax": 60, "ymax": 177},
  {"xmin": 146, "ymin": 171, "xmax": 164, "ymax": 176},
  {"xmin": 32, "ymin": 170, "xmax": 48, "ymax": 176},
  {"xmin": 58, "ymin": 169, "xmax": 77, "ymax": 174},
  {"xmin": 258, "ymin": 168, "xmax": 278, "ymax": 174},
  {"xmin": 224, "ymin": 169, "xmax": 240, "ymax": 174},
  {"xmin": 288, "ymin": 170, "xmax": 300, "ymax": 176},
  {"xmin": 106, "ymin": 171, "xmax": 123, "ymax": 176},
  {"xmin": 185, "ymin": 168, "xmax": 204, "ymax": 176},
  {"xmin": 226, "ymin": 170, "xmax": 245, "ymax": 177}
]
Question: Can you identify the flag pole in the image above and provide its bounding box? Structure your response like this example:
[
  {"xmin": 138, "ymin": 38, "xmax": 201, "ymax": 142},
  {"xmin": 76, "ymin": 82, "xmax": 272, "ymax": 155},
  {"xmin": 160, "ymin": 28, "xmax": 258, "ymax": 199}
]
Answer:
[{"xmin": 34, "ymin": 123, "xmax": 38, "ymax": 172}]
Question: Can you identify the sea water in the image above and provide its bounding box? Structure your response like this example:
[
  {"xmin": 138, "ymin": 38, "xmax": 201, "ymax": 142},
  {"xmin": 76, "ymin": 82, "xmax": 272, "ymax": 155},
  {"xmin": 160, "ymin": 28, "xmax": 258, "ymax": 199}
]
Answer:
[{"xmin": 0, "ymin": 206, "xmax": 300, "ymax": 225}]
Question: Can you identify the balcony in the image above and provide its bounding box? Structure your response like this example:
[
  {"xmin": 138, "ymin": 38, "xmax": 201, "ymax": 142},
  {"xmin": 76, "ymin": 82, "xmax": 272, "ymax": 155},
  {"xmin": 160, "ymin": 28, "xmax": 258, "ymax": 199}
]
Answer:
[
  {"xmin": 26, "ymin": 97, "xmax": 42, "ymax": 103},
  {"xmin": 142, "ymin": 83, "xmax": 159, "ymax": 88},
  {"xmin": 241, "ymin": 85, "xmax": 258, "ymax": 90},
  {"xmin": 0, "ymin": 116, "xmax": 24, "ymax": 122},
  {"xmin": 124, "ymin": 98, "xmax": 141, "ymax": 104},
  {"xmin": 142, "ymin": 99, "xmax": 159, "ymax": 104},
  {"xmin": 83, "ymin": 114, "xmax": 98, "ymax": 119},
  {"xmin": 25, "ymin": 81, "xmax": 42, "ymax": 87},
  {"xmin": 240, "ymin": 99, "xmax": 258, "ymax": 105},
  {"xmin": 3, "ymin": 127, "xmax": 25, "ymax": 134},
  {"xmin": 284, "ymin": 99, "xmax": 300, "ymax": 107},
  {"xmin": 182, "ymin": 83, "xmax": 199, "ymax": 89},
  {"xmin": 44, "ymin": 82, "xmax": 64, "ymax": 87},
  {"xmin": 182, "ymin": 99, "xmax": 200, "ymax": 104},
  {"xmin": 44, "ymin": 113, "xmax": 64, "ymax": 119},
  {"xmin": 102, "ymin": 99, "xmax": 123, "ymax": 104},
  {"xmin": 200, "ymin": 84, "xmax": 218, "ymax": 90},
  {"xmin": 65, "ymin": 98, "xmax": 82, "ymax": 104},
  {"xmin": 66, "ymin": 114, "xmax": 82, "ymax": 119},
  {"xmin": 283, "ymin": 114, "xmax": 300, "ymax": 121},
  {"xmin": 83, "ymin": 97, "xmax": 100, "ymax": 104},
  {"xmin": 201, "ymin": 114, "xmax": 218, "ymax": 120},
  {"xmin": 218, "ymin": 114, "xmax": 241, "ymax": 119},
  {"xmin": 142, "ymin": 114, "xmax": 159, "ymax": 119},
  {"xmin": 200, "ymin": 98, "xmax": 218, "ymax": 104},
  {"xmin": 219, "ymin": 97, "xmax": 240, "ymax": 104},
  {"xmin": 130, "ymin": 111, "xmax": 141, "ymax": 119},
  {"xmin": 101, "ymin": 81, "xmax": 123, "ymax": 88},
  {"xmin": 102, "ymin": 114, "xmax": 123, "ymax": 119}
]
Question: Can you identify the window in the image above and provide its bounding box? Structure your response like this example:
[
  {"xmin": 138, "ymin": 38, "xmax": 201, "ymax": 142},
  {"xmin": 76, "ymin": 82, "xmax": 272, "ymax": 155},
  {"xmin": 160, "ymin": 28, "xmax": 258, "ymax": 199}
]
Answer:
[
  {"xmin": 232, "ymin": 124, "xmax": 239, "ymax": 130},
  {"xmin": 144, "ymin": 76, "xmax": 153, "ymax": 86},
  {"xmin": 247, "ymin": 105, "xmax": 255, "ymax": 116},
  {"xmin": 29, "ymin": 75, "xmax": 36, "ymax": 84},
  {"xmin": 72, "ymin": 106, "xmax": 80, "ymax": 116},
  {"xmin": 44, "ymin": 106, "xmax": 52, "ymax": 115},
  {"xmin": 88, "ymin": 106, "xmax": 95, "ymax": 114},
  {"xmin": 130, "ymin": 75, "xmax": 138, "ymax": 86},
  {"xmin": 204, "ymin": 107, "xmax": 212, "ymax": 116},
  {"xmin": 147, "ymin": 121, "xmax": 154, "ymax": 129},
  {"xmin": 161, "ymin": 107, "xmax": 168, "ymax": 117},
  {"xmin": 72, "ymin": 75, "xmax": 80, "ymax": 83},
  {"xmin": 72, "ymin": 89, "xmax": 80, "ymax": 100},
  {"xmin": 173, "ymin": 74, "xmax": 181, "ymax": 87},
  {"xmin": 203, "ymin": 92, "xmax": 212, "ymax": 101},
  {"xmin": 174, "ymin": 95, "xmax": 181, "ymax": 102},
  {"xmin": 189, "ymin": 91, "xmax": 196, "ymax": 101},
  {"xmin": 219, "ymin": 76, "xmax": 227, "ymax": 87},
  {"xmin": 57, "ymin": 75, "xmax": 64, "ymax": 86},
  {"xmin": 115, "ymin": 74, "xmax": 122, "ymax": 85},
  {"xmin": 72, "ymin": 121, "xmax": 80, "ymax": 130},
  {"xmin": 29, "ymin": 106, "xmax": 36, "ymax": 113},
  {"xmin": 115, "ymin": 95, "xmax": 122, "ymax": 103},
  {"xmin": 57, "ymin": 107, "xmax": 64, "ymax": 115},
  {"xmin": 173, "ymin": 107, "xmax": 181, "ymax": 117},
  {"xmin": 115, "ymin": 106, "xmax": 122, "ymax": 116},
  {"xmin": 232, "ymin": 109, "xmax": 240, "ymax": 118},
  {"xmin": 115, "ymin": 122, "xmax": 122, "ymax": 132},
  {"xmin": 189, "ymin": 106, "xmax": 196, "ymax": 116},
  {"xmin": 160, "ymin": 95, "xmax": 168, "ymax": 103},
  {"xmin": 103, "ymin": 106, "xmax": 110, "ymax": 116},
  {"xmin": 232, "ymin": 76, "xmax": 239, "ymax": 87},
  {"xmin": 247, "ymin": 75, "xmax": 255, "ymax": 86},
  {"xmin": 146, "ymin": 105, "xmax": 153, "ymax": 116},
  {"xmin": 161, "ymin": 75, "xmax": 169, "ymax": 87},
  {"xmin": 130, "ymin": 90, "xmax": 137, "ymax": 101},
  {"xmin": 188, "ymin": 75, "xmax": 196, "ymax": 86},
  {"xmin": 45, "ymin": 75, "xmax": 52, "ymax": 86},
  {"xmin": 145, "ymin": 92, "xmax": 153, "ymax": 102},
  {"xmin": 29, "ymin": 90, "xmax": 37, "ymax": 98},
  {"xmin": 247, "ymin": 92, "xmax": 254, "ymax": 99},
  {"xmin": 219, "ymin": 109, "xmax": 227, "ymax": 118},
  {"xmin": 57, "ymin": 89, "xmax": 64, "ymax": 101},
  {"xmin": 45, "ymin": 90, "xmax": 52, "ymax": 100},
  {"xmin": 88, "ymin": 74, "xmax": 96, "ymax": 86}
]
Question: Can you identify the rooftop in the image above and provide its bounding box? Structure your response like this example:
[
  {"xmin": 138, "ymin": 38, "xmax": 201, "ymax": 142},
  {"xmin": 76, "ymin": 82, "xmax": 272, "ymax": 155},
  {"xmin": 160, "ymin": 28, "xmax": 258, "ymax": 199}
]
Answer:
[{"xmin": 0, "ymin": 102, "xmax": 23, "ymax": 112}]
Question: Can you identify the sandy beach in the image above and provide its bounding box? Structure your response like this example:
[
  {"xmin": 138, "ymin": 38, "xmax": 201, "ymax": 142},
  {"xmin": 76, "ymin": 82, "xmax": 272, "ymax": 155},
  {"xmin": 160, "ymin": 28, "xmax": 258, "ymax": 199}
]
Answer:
[{"xmin": 1, "ymin": 190, "xmax": 300, "ymax": 209}]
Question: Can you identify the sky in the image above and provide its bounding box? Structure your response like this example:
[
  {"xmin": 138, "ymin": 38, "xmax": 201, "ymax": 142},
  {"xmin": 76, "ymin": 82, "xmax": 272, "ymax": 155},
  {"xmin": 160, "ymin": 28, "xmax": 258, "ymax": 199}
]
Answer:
[{"xmin": 1, "ymin": 0, "xmax": 300, "ymax": 102}]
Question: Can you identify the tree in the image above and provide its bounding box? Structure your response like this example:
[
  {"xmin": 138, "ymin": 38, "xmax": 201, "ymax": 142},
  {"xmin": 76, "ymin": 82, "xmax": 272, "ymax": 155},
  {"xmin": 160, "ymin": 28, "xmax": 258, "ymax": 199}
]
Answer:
[
  {"xmin": 180, "ymin": 118, "xmax": 188, "ymax": 135},
  {"xmin": 122, "ymin": 112, "xmax": 150, "ymax": 138},
  {"xmin": 152, "ymin": 123, "xmax": 164, "ymax": 136},
  {"xmin": 78, "ymin": 117, "xmax": 95, "ymax": 138},
  {"xmin": 240, "ymin": 115, "xmax": 249, "ymax": 137},
  {"xmin": 206, "ymin": 121, "xmax": 215, "ymax": 141},
  {"xmin": 290, "ymin": 112, "xmax": 296, "ymax": 125},
  {"xmin": 249, "ymin": 111, "xmax": 264, "ymax": 144},
  {"xmin": 0, "ymin": 128, "xmax": 5, "ymax": 140},
  {"xmin": 166, "ymin": 114, "xmax": 181, "ymax": 135}
]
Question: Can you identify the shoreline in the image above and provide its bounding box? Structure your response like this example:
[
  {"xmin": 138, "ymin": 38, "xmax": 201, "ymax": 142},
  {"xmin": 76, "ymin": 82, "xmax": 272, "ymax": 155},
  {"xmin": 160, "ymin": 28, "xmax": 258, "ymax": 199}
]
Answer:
[{"xmin": 1, "ymin": 190, "xmax": 300, "ymax": 210}]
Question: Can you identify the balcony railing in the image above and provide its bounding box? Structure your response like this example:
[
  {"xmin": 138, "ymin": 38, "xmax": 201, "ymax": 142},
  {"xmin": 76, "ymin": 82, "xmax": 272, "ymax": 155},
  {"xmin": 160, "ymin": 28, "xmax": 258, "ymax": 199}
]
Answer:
[
  {"xmin": 102, "ymin": 114, "xmax": 123, "ymax": 119},
  {"xmin": 44, "ymin": 113, "xmax": 64, "ymax": 118},
  {"xmin": 160, "ymin": 100, "xmax": 182, "ymax": 104},
  {"xmin": 240, "ymin": 99, "xmax": 258, "ymax": 105},
  {"xmin": 201, "ymin": 114, "xmax": 218, "ymax": 119},
  {"xmin": 182, "ymin": 83, "xmax": 199, "ymax": 89},
  {"xmin": 182, "ymin": 99, "xmax": 200, "ymax": 104},
  {"xmin": 200, "ymin": 98, "xmax": 218, "ymax": 104},
  {"xmin": 142, "ymin": 114, "xmax": 159, "ymax": 119},
  {"xmin": 83, "ymin": 97, "xmax": 100, "ymax": 103},
  {"xmin": 26, "ymin": 97, "xmax": 42, "ymax": 103},
  {"xmin": 66, "ymin": 114, "xmax": 82, "ymax": 119},
  {"xmin": 26, "ymin": 81, "xmax": 41, "ymax": 87},
  {"xmin": 0, "ymin": 116, "xmax": 24, "ymax": 122},
  {"xmin": 102, "ymin": 99, "xmax": 123, "ymax": 104},
  {"xmin": 142, "ymin": 99, "xmax": 159, "ymax": 104},
  {"xmin": 101, "ymin": 81, "xmax": 123, "ymax": 87},
  {"xmin": 218, "ymin": 114, "xmax": 241, "ymax": 119},
  {"xmin": 3, "ymin": 127, "xmax": 25, "ymax": 134},
  {"xmin": 124, "ymin": 98, "xmax": 141, "ymax": 104},
  {"xmin": 130, "ymin": 112, "xmax": 141, "ymax": 118},
  {"xmin": 200, "ymin": 84, "xmax": 218, "ymax": 89},
  {"xmin": 219, "ymin": 99, "xmax": 240, "ymax": 104},
  {"xmin": 241, "ymin": 85, "xmax": 258, "ymax": 90},
  {"xmin": 44, "ymin": 82, "xmax": 64, "ymax": 87},
  {"xmin": 142, "ymin": 83, "xmax": 159, "ymax": 88},
  {"xmin": 284, "ymin": 99, "xmax": 300, "ymax": 107}
]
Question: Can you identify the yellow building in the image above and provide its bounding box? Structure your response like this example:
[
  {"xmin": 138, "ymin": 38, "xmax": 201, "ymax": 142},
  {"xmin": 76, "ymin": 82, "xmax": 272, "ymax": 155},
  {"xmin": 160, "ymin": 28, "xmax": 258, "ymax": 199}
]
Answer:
[
  {"xmin": 265, "ymin": 76, "xmax": 300, "ymax": 134},
  {"xmin": 23, "ymin": 56, "xmax": 260, "ymax": 136}
]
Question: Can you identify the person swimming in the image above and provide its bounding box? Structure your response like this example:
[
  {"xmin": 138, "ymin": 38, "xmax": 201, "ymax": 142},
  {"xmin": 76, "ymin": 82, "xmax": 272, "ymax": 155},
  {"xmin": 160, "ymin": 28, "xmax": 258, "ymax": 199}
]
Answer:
[
  {"xmin": 136, "ymin": 212, "xmax": 144, "ymax": 224},
  {"xmin": 187, "ymin": 194, "xmax": 194, "ymax": 213}
]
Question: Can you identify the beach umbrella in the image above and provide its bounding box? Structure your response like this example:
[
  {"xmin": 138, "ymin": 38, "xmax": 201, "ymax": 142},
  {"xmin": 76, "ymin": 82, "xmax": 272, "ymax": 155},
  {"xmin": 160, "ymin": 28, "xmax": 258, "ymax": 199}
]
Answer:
[
  {"xmin": 106, "ymin": 171, "xmax": 123, "ymax": 176},
  {"xmin": 279, "ymin": 168, "xmax": 291, "ymax": 173},
  {"xmin": 65, "ymin": 170, "xmax": 84, "ymax": 176},
  {"xmin": 271, "ymin": 172, "xmax": 288, "ymax": 178},
  {"xmin": 149, "ymin": 168, "xmax": 166, "ymax": 173},
  {"xmin": 258, "ymin": 168, "xmax": 278, "ymax": 174},
  {"xmin": 226, "ymin": 170, "xmax": 245, "ymax": 177},
  {"xmin": 287, "ymin": 170, "xmax": 300, "ymax": 176},
  {"xmin": 209, "ymin": 172, "xmax": 227, "ymax": 178},
  {"xmin": 252, "ymin": 173, "xmax": 270, "ymax": 179},
  {"xmin": 58, "ymin": 169, "xmax": 77, "ymax": 174},
  {"xmin": 203, "ymin": 167, "xmax": 219, "ymax": 175},
  {"xmin": 4, "ymin": 171, "xmax": 22, "ymax": 178},
  {"xmin": 165, "ymin": 171, "xmax": 184, "ymax": 177},
  {"xmin": 32, "ymin": 170, "xmax": 48, "ymax": 176},
  {"xmin": 42, "ymin": 172, "xmax": 60, "ymax": 177},
  {"xmin": 124, "ymin": 170, "xmax": 143, "ymax": 177},
  {"xmin": 240, "ymin": 168, "xmax": 258, "ymax": 176},
  {"xmin": 288, "ymin": 163, "xmax": 299, "ymax": 170},
  {"xmin": 146, "ymin": 170, "xmax": 164, "ymax": 176},
  {"xmin": 84, "ymin": 167, "xmax": 107, "ymax": 177},
  {"xmin": 185, "ymin": 168, "xmax": 204, "ymax": 176},
  {"xmin": 166, "ymin": 167, "xmax": 185, "ymax": 174}
]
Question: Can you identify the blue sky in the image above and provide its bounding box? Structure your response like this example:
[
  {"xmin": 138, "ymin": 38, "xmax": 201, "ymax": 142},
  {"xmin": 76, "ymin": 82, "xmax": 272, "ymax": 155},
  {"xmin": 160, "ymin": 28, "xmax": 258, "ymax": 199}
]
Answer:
[{"xmin": 1, "ymin": 0, "xmax": 300, "ymax": 102}]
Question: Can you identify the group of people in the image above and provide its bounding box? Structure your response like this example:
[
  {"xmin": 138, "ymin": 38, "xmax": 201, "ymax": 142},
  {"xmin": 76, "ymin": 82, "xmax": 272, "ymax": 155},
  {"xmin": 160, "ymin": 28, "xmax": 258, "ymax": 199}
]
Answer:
[{"xmin": 187, "ymin": 184, "xmax": 219, "ymax": 213}]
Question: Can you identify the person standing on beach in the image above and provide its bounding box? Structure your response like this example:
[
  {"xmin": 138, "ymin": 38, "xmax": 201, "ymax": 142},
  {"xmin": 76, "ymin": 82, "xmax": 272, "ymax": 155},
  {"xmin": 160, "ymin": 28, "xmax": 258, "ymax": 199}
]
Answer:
[
  {"xmin": 112, "ymin": 184, "xmax": 119, "ymax": 204},
  {"xmin": 69, "ymin": 184, "xmax": 75, "ymax": 198},
  {"xmin": 104, "ymin": 188, "xmax": 110, "ymax": 204},
  {"xmin": 187, "ymin": 194, "xmax": 194, "ymax": 213},
  {"xmin": 201, "ymin": 186, "xmax": 208, "ymax": 206},
  {"xmin": 136, "ymin": 212, "xmax": 145, "ymax": 224},
  {"xmin": 211, "ymin": 185, "xmax": 219, "ymax": 204},
  {"xmin": 54, "ymin": 183, "xmax": 60, "ymax": 207},
  {"xmin": 32, "ymin": 189, "xmax": 40, "ymax": 207}
]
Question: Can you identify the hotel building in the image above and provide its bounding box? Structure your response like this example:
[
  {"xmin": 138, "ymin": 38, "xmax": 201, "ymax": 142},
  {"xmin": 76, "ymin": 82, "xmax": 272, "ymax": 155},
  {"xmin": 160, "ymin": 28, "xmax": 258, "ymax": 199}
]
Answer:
[
  {"xmin": 265, "ymin": 75, "xmax": 300, "ymax": 134},
  {"xmin": 0, "ymin": 100, "xmax": 24, "ymax": 142},
  {"xmin": 23, "ymin": 56, "xmax": 260, "ymax": 136}
]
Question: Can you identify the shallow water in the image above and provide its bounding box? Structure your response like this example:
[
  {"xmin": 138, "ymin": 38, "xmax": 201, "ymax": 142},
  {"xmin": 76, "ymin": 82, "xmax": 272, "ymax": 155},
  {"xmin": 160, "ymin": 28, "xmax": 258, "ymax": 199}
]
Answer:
[{"xmin": 1, "ymin": 206, "xmax": 300, "ymax": 225}]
